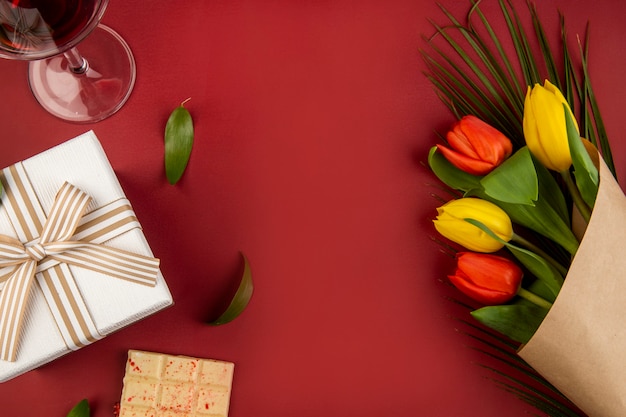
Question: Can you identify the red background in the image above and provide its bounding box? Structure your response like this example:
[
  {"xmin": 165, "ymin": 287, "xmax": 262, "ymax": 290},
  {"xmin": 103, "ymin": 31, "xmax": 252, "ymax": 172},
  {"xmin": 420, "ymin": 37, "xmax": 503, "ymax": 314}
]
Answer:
[{"xmin": 1, "ymin": 0, "xmax": 625, "ymax": 416}]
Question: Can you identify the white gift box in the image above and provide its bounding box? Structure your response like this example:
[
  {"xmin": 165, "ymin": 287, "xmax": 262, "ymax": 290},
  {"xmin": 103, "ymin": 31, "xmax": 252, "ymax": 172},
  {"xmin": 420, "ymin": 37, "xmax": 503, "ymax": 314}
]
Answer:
[{"xmin": 0, "ymin": 131, "xmax": 173, "ymax": 382}]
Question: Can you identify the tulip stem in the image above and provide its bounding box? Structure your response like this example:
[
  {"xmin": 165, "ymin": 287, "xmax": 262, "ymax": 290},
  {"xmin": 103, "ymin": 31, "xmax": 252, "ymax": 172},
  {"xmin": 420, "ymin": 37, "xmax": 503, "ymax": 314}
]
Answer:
[
  {"xmin": 511, "ymin": 233, "xmax": 568, "ymax": 277},
  {"xmin": 561, "ymin": 170, "xmax": 591, "ymax": 223},
  {"xmin": 517, "ymin": 287, "xmax": 553, "ymax": 310}
]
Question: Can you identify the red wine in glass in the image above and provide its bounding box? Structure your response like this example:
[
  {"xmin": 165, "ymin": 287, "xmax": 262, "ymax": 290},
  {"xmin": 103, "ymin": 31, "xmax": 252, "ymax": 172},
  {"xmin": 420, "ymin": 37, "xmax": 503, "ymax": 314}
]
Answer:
[{"xmin": 0, "ymin": 0, "xmax": 136, "ymax": 123}]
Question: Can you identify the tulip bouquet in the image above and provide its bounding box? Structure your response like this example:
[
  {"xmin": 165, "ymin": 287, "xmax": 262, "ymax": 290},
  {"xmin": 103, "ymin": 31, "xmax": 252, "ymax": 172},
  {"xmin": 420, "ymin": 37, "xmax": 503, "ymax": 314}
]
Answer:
[
  {"xmin": 430, "ymin": 81, "xmax": 596, "ymax": 344},
  {"xmin": 423, "ymin": 1, "xmax": 626, "ymax": 416}
]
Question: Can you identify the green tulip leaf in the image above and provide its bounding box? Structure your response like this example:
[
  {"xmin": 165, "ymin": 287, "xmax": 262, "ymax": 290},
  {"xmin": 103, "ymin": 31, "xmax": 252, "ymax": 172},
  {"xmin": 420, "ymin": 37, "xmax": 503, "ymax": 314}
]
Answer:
[
  {"xmin": 430, "ymin": 145, "xmax": 576, "ymax": 255},
  {"xmin": 527, "ymin": 280, "xmax": 557, "ymax": 304},
  {"xmin": 503, "ymin": 244, "xmax": 563, "ymax": 301},
  {"xmin": 165, "ymin": 98, "xmax": 194, "ymax": 185},
  {"xmin": 427, "ymin": 147, "xmax": 481, "ymax": 193},
  {"xmin": 66, "ymin": 399, "xmax": 89, "ymax": 417},
  {"xmin": 471, "ymin": 304, "xmax": 548, "ymax": 344},
  {"xmin": 464, "ymin": 218, "xmax": 565, "ymax": 299},
  {"xmin": 504, "ymin": 198, "xmax": 578, "ymax": 256},
  {"xmin": 532, "ymin": 154, "xmax": 570, "ymax": 223},
  {"xmin": 209, "ymin": 253, "xmax": 254, "ymax": 326},
  {"xmin": 470, "ymin": 188, "xmax": 579, "ymax": 256},
  {"xmin": 565, "ymin": 105, "xmax": 599, "ymax": 208},
  {"xmin": 465, "ymin": 149, "xmax": 576, "ymax": 255},
  {"xmin": 480, "ymin": 147, "xmax": 538, "ymax": 205}
]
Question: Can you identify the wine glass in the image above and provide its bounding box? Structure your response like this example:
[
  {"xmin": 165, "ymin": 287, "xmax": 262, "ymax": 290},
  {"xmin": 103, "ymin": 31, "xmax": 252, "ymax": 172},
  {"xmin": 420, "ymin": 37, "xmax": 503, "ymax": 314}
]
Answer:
[{"xmin": 0, "ymin": 0, "xmax": 135, "ymax": 123}]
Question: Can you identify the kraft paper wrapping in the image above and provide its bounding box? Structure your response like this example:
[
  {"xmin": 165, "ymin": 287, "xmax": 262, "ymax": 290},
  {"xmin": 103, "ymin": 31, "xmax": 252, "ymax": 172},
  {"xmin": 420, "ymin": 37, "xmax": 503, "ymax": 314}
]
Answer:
[
  {"xmin": 518, "ymin": 159, "xmax": 626, "ymax": 417},
  {"xmin": 0, "ymin": 131, "xmax": 173, "ymax": 382}
]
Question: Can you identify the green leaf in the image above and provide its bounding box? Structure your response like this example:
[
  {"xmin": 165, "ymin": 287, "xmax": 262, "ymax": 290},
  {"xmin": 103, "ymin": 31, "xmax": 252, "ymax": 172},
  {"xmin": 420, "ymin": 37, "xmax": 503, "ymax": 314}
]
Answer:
[
  {"xmin": 505, "ymin": 244, "xmax": 563, "ymax": 301},
  {"xmin": 464, "ymin": 218, "xmax": 564, "ymax": 300},
  {"xmin": 427, "ymin": 146, "xmax": 481, "ymax": 193},
  {"xmin": 471, "ymin": 304, "xmax": 548, "ymax": 344},
  {"xmin": 527, "ymin": 279, "xmax": 557, "ymax": 304},
  {"xmin": 532, "ymin": 154, "xmax": 570, "ymax": 223},
  {"xmin": 565, "ymin": 105, "xmax": 599, "ymax": 208},
  {"xmin": 66, "ymin": 399, "xmax": 89, "ymax": 417},
  {"xmin": 209, "ymin": 253, "xmax": 254, "ymax": 325},
  {"xmin": 470, "ymin": 186, "xmax": 578, "ymax": 256},
  {"xmin": 480, "ymin": 147, "xmax": 538, "ymax": 205},
  {"xmin": 164, "ymin": 98, "xmax": 194, "ymax": 185}
]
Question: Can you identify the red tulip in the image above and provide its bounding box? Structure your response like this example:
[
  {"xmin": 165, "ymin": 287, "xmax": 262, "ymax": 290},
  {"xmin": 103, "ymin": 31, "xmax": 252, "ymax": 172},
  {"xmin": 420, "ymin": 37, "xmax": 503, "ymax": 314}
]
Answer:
[
  {"xmin": 448, "ymin": 252, "xmax": 522, "ymax": 305},
  {"xmin": 436, "ymin": 115, "xmax": 513, "ymax": 175}
]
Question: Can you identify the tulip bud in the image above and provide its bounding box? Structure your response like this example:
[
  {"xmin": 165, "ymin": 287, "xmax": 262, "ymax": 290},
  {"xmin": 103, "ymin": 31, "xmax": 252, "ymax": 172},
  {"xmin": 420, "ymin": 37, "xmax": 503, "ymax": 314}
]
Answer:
[
  {"xmin": 523, "ymin": 80, "xmax": 578, "ymax": 172},
  {"xmin": 449, "ymin": 252, "xmax": 523, "ymax": 305},
  {"xmin": 433, "ymin": 198, "xmax": 513, "ymax": 253},
  {"xmin": 436, "ymin": 115, "xmax": 513, "ymax": 175}
]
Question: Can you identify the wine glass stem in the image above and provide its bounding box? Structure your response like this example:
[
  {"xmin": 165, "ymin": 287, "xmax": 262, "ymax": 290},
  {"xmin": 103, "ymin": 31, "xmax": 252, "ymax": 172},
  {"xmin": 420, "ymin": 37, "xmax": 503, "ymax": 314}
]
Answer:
[{"xmin": 64, "ymin": 47, "xmax": 89, "ymax": 75}]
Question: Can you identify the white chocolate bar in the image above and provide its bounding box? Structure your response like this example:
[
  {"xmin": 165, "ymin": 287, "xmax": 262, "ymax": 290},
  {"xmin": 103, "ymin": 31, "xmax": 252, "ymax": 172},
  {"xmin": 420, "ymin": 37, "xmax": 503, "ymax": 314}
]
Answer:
[{"xmin": 119, "ymin": 350, "xmax": 234, "ymax": 417}]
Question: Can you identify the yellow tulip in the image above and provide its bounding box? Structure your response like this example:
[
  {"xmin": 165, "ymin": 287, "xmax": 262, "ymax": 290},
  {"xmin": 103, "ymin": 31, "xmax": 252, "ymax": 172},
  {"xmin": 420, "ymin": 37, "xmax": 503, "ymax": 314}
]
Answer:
[
  {"xmin": 433, "ymin": 198, "xmax": 513, "ymax": 253},
  {"xmin": 523, "ymin": 80, "xmax": 578, "ymax": 172}
]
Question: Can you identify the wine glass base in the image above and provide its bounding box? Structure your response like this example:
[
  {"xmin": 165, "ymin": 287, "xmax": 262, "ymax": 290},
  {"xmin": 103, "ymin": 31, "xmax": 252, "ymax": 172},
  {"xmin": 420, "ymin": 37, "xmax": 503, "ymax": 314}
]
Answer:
[{"xmin": 28, "ymin": 24, "xmax": 136, "ymax": 124}]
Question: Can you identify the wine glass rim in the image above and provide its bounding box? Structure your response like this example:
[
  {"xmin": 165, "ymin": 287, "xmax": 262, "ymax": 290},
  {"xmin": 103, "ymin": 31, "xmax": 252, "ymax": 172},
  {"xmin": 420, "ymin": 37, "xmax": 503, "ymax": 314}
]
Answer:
[{"xmin": 0, "ymin": 0, "xmax": 110, "ymax": 61}]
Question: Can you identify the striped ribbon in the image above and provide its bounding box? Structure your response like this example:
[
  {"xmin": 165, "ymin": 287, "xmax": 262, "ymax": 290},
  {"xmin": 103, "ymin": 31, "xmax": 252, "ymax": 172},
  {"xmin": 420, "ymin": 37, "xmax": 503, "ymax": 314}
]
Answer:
[{"xmin": 0, "ymin": 163, "xmax": 160, "ymax": 362}]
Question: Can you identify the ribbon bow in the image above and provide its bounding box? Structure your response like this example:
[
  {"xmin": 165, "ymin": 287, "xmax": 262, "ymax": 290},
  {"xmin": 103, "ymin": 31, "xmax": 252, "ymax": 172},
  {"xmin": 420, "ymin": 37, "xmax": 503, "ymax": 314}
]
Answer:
[{"xmin": 0, "ymin": 164, "xmax": 159, "ymax": 362}]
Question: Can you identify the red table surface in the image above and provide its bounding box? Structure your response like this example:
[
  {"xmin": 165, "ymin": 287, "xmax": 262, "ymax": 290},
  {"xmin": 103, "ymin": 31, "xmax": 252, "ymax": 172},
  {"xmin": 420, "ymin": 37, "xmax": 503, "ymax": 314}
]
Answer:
[{"xmin": 1, "ymin": 0, "xmax": 625, "ymax": 416}]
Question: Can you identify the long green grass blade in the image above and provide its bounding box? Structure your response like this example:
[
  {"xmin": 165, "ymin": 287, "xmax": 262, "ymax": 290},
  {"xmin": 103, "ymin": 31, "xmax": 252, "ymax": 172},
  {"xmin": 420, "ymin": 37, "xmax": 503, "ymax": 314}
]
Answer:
[
  {"xmin": 500, "ymin": 0, "xmax": 541, "ymax": 86},
  {"xmin": 468, "ymin": 2, "xmax": 525, "ymax": 113},
  {"xmin": 579, "ymin": 32, "xmax": 616, "ymax": 176},
  {"xmin": 485, "ymin": 367, "xmax": 583, "ymax": 417},
  {"xmin": 427, "ymin": 18, "xmax": 517, "ymax": 124},
  {"xmin": 474, "ymin": 347, "xmax": 581, "ymax": 414},
  {"xmin": 447, "ymin": 294, "xmax": 586, "ymax": 416},
  {"xmin": 560, "ymin": 14, "xmax": 581, "ymax": 123},
  {"xmin": 422, "ymin": 55, "xmax": 489, "ymax": 120},
  {"xmin": 528, "ymin": 2, "xmax": 561, "ymax": 90},
  {"xmin": 441, "ymin": 3, "xmax": 524, "ymax": 127},
  {"xmin": 424, "ymin": 18, "xmax": 522, "ymax": 140}
]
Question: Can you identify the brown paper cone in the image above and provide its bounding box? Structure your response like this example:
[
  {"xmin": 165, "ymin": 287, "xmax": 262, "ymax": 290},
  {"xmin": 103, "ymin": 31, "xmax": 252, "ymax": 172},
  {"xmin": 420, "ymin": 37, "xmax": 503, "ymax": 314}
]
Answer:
[{"xmin": 518, "ymin": 159, "xmax": 626, "ymax": 417}]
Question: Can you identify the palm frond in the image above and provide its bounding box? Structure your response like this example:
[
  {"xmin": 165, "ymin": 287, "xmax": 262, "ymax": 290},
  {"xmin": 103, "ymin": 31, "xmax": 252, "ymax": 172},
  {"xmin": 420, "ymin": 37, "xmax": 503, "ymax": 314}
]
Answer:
[
  {"xmin": 527, "ymin": 1, "xmax": 560, "ymax": 89},
  {"xmin": 499, "ymin": 0, "xmax": 541, "ymax": 88},
  {"xmin": 486, "ymin": 371, "xmax": 581, "ymax": 417},
  {"xmin": 444, "ymin": 290, "xmax": 587, "ymax": 416},
  {"xmin": 422, "ymin": 0, "xmax": 616, "ymax": 175}
]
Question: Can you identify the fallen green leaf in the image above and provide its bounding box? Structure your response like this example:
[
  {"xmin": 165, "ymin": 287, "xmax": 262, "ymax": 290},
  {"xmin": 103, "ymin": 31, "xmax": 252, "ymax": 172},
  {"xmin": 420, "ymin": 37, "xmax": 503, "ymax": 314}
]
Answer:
[
  {"xmin": 209, "ymin": 253, "xmax": 254, "ymax": 325},
  {"xmin": 164, "ymin": 98, "xmax": 194, "ymax": 184},
  {"xmin": 66, "ymin": 399, "xmax": 89, "ymax": 417}
]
